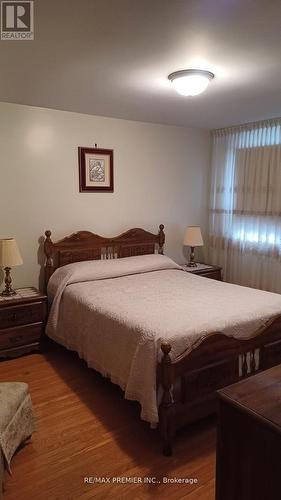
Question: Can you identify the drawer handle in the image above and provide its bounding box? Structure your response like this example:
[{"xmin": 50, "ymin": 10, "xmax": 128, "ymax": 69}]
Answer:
[
  {"xmin": 9, "ymin": 335, "xmax": 23, "ymax": 344},
  {"xmin": 6, "ymin": 311, "xmax": 36, "ymax": 323},
  {"xmin": 7, "ymin": 313, "xmax": 17, "ymax": 321}
]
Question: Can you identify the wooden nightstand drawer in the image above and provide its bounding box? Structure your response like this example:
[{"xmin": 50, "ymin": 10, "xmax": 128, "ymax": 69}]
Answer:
[
  {"xmin": 0, "ymin": 301, "xmax": 45, "ymax": 329},
  {"xmin": 202, "ymin": 270, "xmax": 222, "ymax": 280},
  {"xmin": 0, "ymin": 323, "xmax": 42, "ymax": 350}
]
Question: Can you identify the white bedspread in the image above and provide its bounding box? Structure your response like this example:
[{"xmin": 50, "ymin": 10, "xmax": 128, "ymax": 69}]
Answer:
[{"xmin": 46, "ymin": 254, "xmax": 281, "ymax": 424}]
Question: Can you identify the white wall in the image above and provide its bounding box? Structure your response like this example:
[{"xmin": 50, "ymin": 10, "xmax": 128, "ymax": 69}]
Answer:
[{"xmin": 0, "ymin": 102, "xmax": 210, "ymax": 289}]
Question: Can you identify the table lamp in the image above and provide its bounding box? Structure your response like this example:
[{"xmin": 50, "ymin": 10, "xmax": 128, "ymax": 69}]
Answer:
[
  {"xmin": 0, "ymin": 238, "xmax": 23, "ymax": 296},
  {"xmin": 183, "ymin": 226, "xmax": 203, "ymax": 267}
]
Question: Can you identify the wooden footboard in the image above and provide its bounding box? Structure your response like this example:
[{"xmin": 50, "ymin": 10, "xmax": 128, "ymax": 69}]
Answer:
[{"xmin": 158, "ymin": 315, "xmax": 281, "ymax": 455}]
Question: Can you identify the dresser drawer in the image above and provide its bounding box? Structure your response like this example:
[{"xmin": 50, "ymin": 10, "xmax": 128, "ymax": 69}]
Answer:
[
  {"xmin": 0, "ymin": 323, "xmax": 42, "ymax": 350},
  {"xmin": 0, "ymin": 301, "xmax": 45, "ymax": 329}
]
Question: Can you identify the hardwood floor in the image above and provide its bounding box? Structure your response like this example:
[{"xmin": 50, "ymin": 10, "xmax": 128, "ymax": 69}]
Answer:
[{"xmin": 0, "ymin": 347, "xmax": 216, "ymax": 500}]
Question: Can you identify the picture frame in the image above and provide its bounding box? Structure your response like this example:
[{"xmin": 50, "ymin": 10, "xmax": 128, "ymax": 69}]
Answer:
[{"xmin": 78, "ymin": 147, "xmax": 114, "ymax": 192}]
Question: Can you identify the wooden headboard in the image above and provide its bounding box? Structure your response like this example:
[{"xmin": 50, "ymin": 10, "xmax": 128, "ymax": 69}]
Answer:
[{"xmin": 43, "ymin": 224, "xmax": 165, "ymax": 288}]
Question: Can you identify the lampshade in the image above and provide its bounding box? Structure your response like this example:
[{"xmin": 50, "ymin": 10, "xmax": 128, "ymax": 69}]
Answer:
[
  {"xmin": 0, "ymin": 239, "xmax": 23, "ymax": 267},
  {"xmin": 183, "ymin": 227, "xmax": 204, "ymax": 247}
]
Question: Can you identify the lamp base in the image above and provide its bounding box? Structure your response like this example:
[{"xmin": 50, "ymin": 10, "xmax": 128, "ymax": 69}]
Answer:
[
  {"xmin": 1, "ymin": 267, "xmax": 16, "ymax": 297},
  {"xmin": 186, "ymin": 246, "xmax": 197, "ymax": 267},
  {"xmin": 186, "ymin": 261, "xmax": 197, "ymax": 268},
  {"xmin": 1, "ymin": 288, "xmax": 16, "ymax": 297}
]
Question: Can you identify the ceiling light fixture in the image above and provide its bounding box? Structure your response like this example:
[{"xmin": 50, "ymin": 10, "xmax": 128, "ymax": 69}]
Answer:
[{"xmin": 168, "ymin": 69, "xmax": 215, "ymax": 96}]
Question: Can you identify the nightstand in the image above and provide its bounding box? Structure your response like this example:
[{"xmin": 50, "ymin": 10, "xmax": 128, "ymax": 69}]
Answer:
[
  {"xmin": 182, "ymin": 263, "xmax": 222, "ymax": 281},
  {"xmin": 0, "ymin": 288, "xmax": 47, "ymax": 359}
]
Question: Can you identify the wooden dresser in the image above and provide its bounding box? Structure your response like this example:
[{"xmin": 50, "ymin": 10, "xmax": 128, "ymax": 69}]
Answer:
[
  {"xmin": 216, "ymin": 364, "xmax": 281, "ymax": 500},
  {"xmin": 0, "ymin": 288, "xmax": 47, "ymax": 358}
]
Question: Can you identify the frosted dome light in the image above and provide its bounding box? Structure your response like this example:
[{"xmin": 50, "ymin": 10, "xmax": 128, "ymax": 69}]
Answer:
[{"xmin": 168, "ymin": 69, "xmax": 214, "ymax": 96}]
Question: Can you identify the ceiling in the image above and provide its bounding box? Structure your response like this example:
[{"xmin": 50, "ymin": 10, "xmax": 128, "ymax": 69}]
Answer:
[{"xmin": 0, "ymin": 0, "xmax": 280, "ymax": 129}]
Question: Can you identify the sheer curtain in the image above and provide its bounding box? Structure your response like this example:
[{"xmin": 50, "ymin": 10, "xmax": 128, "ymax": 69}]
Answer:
[{"xmin": 208, "ymin": 119, "xmax": 281, "ymax": 293}]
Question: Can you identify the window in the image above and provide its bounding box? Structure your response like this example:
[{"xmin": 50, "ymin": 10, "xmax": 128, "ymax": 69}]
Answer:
[{"xmin": 209, "ymin": 119, "xmax": 281, "ymax": 291}]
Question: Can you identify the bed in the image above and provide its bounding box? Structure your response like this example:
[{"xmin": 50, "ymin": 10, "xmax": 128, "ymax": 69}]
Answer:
[{"xmin": 43, "ymin": 225, "xmax": 281, "ymax": 455}]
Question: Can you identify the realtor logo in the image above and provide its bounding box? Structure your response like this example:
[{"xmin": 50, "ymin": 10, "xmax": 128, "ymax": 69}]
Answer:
[{"xmin": 1, "ymin": 1, "xmax": 34, "ymax": 39}]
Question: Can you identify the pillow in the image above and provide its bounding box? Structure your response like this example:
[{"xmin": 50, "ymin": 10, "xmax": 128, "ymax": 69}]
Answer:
[{"xmin": 48, "ymin": 253, "xmax": 182, "ymax": 301}]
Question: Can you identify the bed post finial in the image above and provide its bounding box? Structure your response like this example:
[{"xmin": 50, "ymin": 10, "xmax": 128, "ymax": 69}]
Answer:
[
  {"xmin": 159, "ymin": 341, "xmax": 174, "ymax": 456},
  {"xmin": 161, "ymin": 341, "xmax": 171, "ymax": 356},
  {"xmin": 44, "ymin": 230, "xmax": 54, "ymax": 289},
  {"xmin": 158, "ymin": 224, "xmax": 165, "ymax": 255}
]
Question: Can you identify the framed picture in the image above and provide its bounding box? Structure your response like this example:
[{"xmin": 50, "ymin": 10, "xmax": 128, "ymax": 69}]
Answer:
[{"xmin": 78, "ymin": 147, "xmax": 114, "ymax": 192}]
